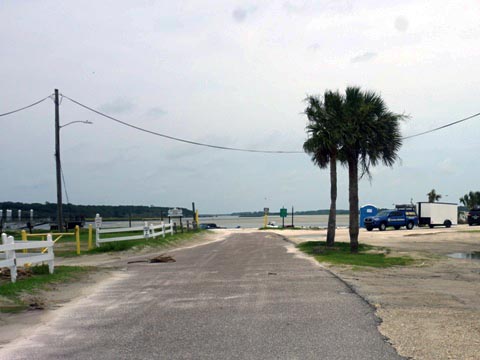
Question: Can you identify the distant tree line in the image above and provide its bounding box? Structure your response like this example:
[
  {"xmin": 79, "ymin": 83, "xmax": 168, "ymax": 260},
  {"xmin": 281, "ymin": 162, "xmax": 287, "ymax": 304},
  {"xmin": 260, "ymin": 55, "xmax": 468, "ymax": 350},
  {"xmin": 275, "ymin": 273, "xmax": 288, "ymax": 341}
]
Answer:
[{"xmin": 0, "ymin": 202, "xmax": 193, "ymax": 220}]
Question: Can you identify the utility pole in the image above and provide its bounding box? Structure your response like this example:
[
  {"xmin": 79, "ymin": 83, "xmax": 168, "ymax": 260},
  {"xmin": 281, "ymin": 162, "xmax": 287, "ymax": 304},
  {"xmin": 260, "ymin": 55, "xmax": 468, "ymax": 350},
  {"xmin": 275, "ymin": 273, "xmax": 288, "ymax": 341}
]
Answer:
[{"xmin": 54, "ymin": 89, "xmax": 63, "ymax": 231}]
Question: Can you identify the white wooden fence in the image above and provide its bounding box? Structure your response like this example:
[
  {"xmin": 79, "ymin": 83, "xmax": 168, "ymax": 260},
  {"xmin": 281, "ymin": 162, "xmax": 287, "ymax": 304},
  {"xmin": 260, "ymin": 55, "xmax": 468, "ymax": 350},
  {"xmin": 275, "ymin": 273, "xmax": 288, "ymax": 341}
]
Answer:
[
  {"xmin": 0, "ymin": 233, "xmax": 55, "ymax": 283},
  {"xmin": 95, "ymin": 221, "xmax": 174, "ymax": 247}
]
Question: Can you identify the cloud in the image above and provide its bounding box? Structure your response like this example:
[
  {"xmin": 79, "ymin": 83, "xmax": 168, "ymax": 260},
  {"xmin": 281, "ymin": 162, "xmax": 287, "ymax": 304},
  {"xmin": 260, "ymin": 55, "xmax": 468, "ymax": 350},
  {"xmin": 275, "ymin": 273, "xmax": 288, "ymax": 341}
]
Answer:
[
  {"xmin": 438, "ymin": 158, "xmax": 456, "ymax": 175},
  {"xmin": 308, "ymin": 43, "xmax": 322, "ymax": 51},
  {"xmin": 99, "ymin": 98, "xmax": 135, "ymax": 114},
  {"xmin": 232, "ymin": 6, "xmax": 256, "ymax": 23},
  {"xmin": 146, "ymin": 107, "xmax": 167, "ymax": 118},
  {"xmin": 394, "ymin": 16, "xmax": 409, "ymax": 32},
  {"xmin": 351, "ymin": 52, "xmax": 377, "ymax": 63},
  {"xmin": 283, "ymin": 0, "xmax": 353, "ymax": 15}
]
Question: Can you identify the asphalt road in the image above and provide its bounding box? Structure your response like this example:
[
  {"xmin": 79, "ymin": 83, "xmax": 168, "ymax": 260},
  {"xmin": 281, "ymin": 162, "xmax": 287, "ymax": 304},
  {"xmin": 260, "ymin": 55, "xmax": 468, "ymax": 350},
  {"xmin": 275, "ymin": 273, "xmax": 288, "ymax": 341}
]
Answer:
[{"xmin": 1, "ymin": 232, "xmax": 403, "ymax": 359}]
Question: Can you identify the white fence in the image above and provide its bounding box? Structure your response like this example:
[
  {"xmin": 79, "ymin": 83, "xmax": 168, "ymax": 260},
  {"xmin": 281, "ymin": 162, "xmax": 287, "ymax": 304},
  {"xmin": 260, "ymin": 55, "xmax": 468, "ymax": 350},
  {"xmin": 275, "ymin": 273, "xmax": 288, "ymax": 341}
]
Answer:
[
  {"xmin": 0, "ymin": 233, "xmax": 55, "ymax": 283},
  {"xmin": 95, "ymin": 221, "xmax": 174, "ymax": 247}
]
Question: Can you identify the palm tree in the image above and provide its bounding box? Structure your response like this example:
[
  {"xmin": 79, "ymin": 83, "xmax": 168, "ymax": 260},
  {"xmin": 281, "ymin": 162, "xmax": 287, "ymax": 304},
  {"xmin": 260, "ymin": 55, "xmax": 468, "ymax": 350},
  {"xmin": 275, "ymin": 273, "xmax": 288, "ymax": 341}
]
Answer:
[
  {"xmin": 459, "ymin": 191, "xmax": 480, "ymax": 209},
  {"xmin": 303, "ymin": 91, "xmax": 344, "ymax": 247},
  {"xmin": 342, "ymin": 87, "xmax": 405, "ymax": 253},
  {"xmin": 427, "ymin": 189, "xmax": 442, "ymax": 203}
]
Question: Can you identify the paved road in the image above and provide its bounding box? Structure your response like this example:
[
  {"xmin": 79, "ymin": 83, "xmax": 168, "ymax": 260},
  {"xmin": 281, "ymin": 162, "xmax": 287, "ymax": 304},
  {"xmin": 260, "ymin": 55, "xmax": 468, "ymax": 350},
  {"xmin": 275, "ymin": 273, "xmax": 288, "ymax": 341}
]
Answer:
[{"xmin": 1, "ymin": 232, "xmax": 403, "ymax": 359}]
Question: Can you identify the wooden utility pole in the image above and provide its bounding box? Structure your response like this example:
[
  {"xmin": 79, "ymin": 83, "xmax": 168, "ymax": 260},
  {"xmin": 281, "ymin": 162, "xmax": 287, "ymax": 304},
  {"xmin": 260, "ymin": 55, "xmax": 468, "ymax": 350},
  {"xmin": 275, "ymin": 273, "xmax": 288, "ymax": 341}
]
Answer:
[{"xmin": 54, "ymin": 89, "xmax": 63, "ymax": 231}]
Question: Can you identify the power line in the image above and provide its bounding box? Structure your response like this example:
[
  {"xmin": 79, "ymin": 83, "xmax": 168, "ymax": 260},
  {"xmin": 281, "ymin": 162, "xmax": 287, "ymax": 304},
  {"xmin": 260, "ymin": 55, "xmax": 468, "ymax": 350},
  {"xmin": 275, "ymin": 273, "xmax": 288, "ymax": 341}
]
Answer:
[
  {"xmin": 402, "ymin": 112, "xmax": 480, "ymax": 139},
  {"xmin": 62, "ymin": 94, "xmax": 304, "ymax": 154},
  {"xmin": 64, "ymin": 94, "xmax": 480, "ymax": 151},
  {"xmin": 0, "ymin": 95, "xmax": 51, "ymax": 117}
]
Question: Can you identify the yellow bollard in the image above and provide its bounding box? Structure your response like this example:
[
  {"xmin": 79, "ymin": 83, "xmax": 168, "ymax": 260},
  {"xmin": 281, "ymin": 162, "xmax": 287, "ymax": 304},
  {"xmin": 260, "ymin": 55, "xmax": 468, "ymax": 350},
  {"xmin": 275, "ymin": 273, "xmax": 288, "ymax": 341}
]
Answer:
[
  {"xmin": 263, "ymin": 214, "xmax": 268, "ymax": 228},
  {"xmin": 75, "ymin": 225, "xmax": 81, "ymax": 255},
  {"xmin": 21, "ymin": 230, "xmax": 27, "ymax": 254},
  {"xmin": 195, "ymin": 210, "xmax": 199, "ymax": 227},
  {"xmin": 88, "ymin": 224, "xmax": 93, "ymax": 250}
]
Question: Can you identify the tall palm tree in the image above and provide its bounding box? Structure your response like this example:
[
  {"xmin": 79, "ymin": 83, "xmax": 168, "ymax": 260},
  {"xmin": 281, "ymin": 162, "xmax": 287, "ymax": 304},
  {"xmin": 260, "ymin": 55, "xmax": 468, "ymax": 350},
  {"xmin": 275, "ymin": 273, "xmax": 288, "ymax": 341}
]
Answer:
[
  {"xmin": 342, "ymin": 87, "xmax": 405, "ymax": 253},
  {"xmin": 303, "ymin": 91, "xmax": 344, "ymax": 247},
  {"xmin": 459, "ymin": 191, "xmax": 480, "ymax": 209},
  {"xmin": 427, "ymin": 189, "xmax": 442, "ymax": 203}
]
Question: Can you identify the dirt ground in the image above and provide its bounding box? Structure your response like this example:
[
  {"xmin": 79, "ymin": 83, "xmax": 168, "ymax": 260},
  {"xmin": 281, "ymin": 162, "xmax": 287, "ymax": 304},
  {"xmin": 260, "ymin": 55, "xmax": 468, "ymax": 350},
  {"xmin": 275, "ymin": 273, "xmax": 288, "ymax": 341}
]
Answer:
[
  {"xmin": 1, "ymin": 227, "xmax": 479, "ymax": 359},
  {"xmin": 275, "ymin": 226, "xmax": 480, "ymax": 360}
]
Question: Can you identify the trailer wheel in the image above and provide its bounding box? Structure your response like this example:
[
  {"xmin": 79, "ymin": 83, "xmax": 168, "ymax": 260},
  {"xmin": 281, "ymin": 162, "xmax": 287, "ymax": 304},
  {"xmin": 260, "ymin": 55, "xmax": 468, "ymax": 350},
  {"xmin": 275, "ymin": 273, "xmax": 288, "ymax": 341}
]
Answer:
[
  {"xmin": 429, "ymin": 224, "xmax": 434, "ymax": 229},
  {"xmin": 444, "ymin": 220, "xmax": 452, "ymax": 228},
  {"xmin": 379, "ymin": 223, "xmax": 387, "ymax": 231},
  {"xmin": 406, "ymin": 222, "xmax": 414, "ymax": 230},
  {"xmin": 366, "ymin": 226, "xmax": 373, "ymax": 231}
]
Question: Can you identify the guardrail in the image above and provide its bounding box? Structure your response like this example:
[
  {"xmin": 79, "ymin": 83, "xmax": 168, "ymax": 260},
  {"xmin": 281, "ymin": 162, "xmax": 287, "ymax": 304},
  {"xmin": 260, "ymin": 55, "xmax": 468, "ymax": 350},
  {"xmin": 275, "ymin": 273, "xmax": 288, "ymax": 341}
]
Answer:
[
  {"xmin": 0, "ymin": 233, "xmax": 54, "ymax": 283},
  {"xmin": 95, "ymin": 221, "xmax": 174, "ymax": 247}
]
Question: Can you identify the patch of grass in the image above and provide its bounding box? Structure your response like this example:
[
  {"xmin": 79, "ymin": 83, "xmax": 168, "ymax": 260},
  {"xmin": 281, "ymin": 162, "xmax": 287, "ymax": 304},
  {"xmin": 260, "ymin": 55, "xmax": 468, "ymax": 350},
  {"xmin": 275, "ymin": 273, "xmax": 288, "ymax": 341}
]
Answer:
[
  {"xmin": 297, "ymin": 241, "xmax": 414, "ymax": 268},
  {"xmin": 0, "ymin": 265, "xmax": 91, "ymax": 312}
]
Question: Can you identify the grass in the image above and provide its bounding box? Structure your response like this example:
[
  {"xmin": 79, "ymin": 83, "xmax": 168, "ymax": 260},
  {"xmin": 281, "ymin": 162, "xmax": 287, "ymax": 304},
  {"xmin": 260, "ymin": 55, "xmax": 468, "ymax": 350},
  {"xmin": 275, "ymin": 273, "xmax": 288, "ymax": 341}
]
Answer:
[
  {"xmin": 297, "ymin": 241, "xmax": 414, "ymax": 268},
  {"xmin": 0, "ymin": 264, "xmax": 92, "ymax": 312}
]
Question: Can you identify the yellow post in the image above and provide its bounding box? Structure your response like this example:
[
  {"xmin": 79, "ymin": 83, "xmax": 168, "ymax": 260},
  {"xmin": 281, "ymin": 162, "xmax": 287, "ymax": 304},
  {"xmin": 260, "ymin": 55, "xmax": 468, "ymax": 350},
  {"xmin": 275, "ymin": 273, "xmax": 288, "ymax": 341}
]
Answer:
[
  {"xmin": 195, "ymin": 210, "xmax": 199, "ymax": 226},
  {"xmin": 263, "ymin": 214, "xmax": 268, "ymax": 228},
  {"xmin": 75, "ymin": 225, "xmax": 81, "ymax": 255},
  {"xmin": 21, "ymin": 230, "xmax": 27, "ymax": 253},
  {"xmin": 88, "ymin": 224, "xmax": 93, "ymax": 250}
]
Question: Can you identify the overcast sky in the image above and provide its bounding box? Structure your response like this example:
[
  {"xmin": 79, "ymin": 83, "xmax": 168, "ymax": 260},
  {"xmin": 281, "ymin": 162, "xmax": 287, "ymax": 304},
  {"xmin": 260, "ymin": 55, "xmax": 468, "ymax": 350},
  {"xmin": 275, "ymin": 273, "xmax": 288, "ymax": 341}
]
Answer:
[{"xmin": 1, "ymin": 0, "xmax": 479, "ymax": 214}]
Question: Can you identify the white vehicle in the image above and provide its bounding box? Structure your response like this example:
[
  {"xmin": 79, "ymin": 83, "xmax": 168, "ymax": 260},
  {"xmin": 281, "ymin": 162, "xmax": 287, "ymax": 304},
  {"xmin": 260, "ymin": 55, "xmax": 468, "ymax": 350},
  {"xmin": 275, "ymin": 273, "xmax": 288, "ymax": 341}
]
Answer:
[{"xmin": 417, "ymin": 202, "xmax": 458, "ymax": 228}]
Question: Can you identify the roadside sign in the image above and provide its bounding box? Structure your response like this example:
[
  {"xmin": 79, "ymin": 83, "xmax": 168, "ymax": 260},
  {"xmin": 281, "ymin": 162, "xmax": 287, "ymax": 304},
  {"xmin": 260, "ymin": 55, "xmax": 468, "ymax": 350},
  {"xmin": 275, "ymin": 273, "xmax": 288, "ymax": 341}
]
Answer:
[
  {"xmin": 168, "ymin": 208, "xmax": 183, "ymax": 217},
  {"xmin": 280, "ymin": 208, "xmax": 287, "ymax": 218},
  {"xmin": 264, "ymin": 207, "xmax": 269, "ymax": 215},
  {"xmin": 94, "ymin": 214, "xmax": 102, "ymax": 228}
]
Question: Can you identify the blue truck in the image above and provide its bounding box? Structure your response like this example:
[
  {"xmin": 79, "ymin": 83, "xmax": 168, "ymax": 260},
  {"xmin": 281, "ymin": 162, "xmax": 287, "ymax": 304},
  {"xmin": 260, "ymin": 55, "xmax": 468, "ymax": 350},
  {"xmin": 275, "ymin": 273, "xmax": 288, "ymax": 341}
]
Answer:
[{"xmin": 364, "ymin": 205, "xmax": 418, "ymax": 231}]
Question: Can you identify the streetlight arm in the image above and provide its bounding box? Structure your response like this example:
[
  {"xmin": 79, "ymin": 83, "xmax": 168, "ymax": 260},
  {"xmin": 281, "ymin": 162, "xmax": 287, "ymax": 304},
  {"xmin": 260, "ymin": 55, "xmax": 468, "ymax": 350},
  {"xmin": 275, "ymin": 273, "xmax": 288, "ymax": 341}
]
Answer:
[{"xmin": 60, "ymin": 120, "xmax": 93, "ymax": 128}]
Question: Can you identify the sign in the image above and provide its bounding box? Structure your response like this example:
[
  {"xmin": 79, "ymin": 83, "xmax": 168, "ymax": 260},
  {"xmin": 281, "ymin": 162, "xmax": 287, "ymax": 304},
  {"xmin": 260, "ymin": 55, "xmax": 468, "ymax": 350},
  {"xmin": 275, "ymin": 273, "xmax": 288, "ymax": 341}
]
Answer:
[
  {"xmin": 168, "ymin": 208, "xmax": 183, "ymax": 217},
  {"xmin": 280, "ymin": 208, "xmax": 288, "ymax": 218},
  {"xmin": 264, "ymin": 207, "xmax": 269, "ymax": 215},
  {"xmin": 95, "ymin": 214, "xmax": 102, "ymax": 228}
]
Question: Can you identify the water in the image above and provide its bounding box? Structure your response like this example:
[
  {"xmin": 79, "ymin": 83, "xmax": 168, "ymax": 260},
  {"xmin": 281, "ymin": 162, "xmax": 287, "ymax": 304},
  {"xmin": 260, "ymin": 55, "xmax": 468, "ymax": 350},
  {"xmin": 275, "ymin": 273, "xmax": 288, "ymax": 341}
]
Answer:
[
  {"xmin": 87, "ymin": 214, "xmax": 350, "ymax": 230},
  {"xmin": 447, "ymin": 252, "xmax": 480, "ymax": 260}
]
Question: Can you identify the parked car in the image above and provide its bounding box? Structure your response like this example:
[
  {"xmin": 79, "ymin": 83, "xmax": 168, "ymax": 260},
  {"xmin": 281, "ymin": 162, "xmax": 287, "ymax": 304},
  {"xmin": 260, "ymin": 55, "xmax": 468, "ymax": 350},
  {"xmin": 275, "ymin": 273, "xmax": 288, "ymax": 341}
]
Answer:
[
  {"xmin": 467, "ymin": 207, "xmax": 480, "ymax": 226},
  {"xmin": 364, "ymin": 206, "xmax": 418, "ymax": 231}
]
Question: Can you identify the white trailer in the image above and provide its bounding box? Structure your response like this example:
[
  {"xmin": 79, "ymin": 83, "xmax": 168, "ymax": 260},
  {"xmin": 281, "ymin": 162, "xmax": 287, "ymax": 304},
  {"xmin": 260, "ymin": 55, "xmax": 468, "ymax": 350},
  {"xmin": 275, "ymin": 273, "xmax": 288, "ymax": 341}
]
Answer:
[{"xmin": 416, "ymin": 202, "xmax": 458, "ymax": 228}]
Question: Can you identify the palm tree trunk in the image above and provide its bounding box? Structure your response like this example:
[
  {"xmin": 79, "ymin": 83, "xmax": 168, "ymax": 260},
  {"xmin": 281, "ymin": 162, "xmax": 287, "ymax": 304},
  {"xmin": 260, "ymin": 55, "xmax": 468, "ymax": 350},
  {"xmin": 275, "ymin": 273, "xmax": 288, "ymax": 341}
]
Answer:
[
  {"xmin": 348, "ymin": 157, "xmax": 359, "ymax": 253},
  {"xmin": 326, "ymin": 156, "xmax": 337, "ymax": 247}
]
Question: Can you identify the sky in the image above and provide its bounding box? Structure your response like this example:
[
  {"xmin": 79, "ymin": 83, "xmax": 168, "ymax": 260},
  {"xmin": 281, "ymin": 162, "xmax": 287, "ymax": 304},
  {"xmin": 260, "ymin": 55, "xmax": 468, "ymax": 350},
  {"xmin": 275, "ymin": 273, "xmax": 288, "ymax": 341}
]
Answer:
[{"xmin": 1, "ymin": 0, "xmax": 479, "ymax": 214}]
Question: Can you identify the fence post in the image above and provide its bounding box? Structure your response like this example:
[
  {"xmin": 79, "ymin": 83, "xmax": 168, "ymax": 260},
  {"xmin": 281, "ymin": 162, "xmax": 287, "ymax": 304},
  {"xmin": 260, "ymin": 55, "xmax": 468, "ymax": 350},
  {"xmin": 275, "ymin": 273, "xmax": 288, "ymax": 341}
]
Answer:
[
  {"xmin": 6, "ymin": 235, "xmax": 17, "ymax": 283},
  {"xmin": 88, "ymin": 224, "xmax": 93, "ymax": 250},
  {"xmin": 149, "ymin": 223, "xmax": 155, "ymax": 239},
  {"xmin": 21, "ymin": 229, "xmax": 27, "ymax": 254},
  {"xmin": 143, "ymin": 222, "xmax": 149, "ymax": 240},
  {"xmin": 75, "ymin": 225, "xmax": 80, "ymax": 255},
  {"xmin": 47, "ymin": 233, "xmax": 54, "ymax": 274},
  {"xmin": 161, "ymin": 221, "xmax": 165, "ymax": 238}
]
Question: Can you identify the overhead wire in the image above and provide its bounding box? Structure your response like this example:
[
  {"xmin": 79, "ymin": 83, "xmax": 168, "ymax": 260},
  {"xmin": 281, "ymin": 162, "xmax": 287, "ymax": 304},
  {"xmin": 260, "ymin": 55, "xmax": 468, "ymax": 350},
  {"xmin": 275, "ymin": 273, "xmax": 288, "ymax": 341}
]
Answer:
[
  {"xmin": 2, "ymin": 92, "xmax": 476, "ymax": 151},
  {"xmin": 62, "ymin": 94, "xmax": 304, "ymax": 154},
  {"xmin": 402, "ymin": 112, "xmax": 480, "ymax": 139},
  {"xmin": 0, "ymin": 95, "xmax": 52, "ymax": 117},
  {"xmin": 60, "ymin": 164, "xmax": 70, "ymax": 205}
]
